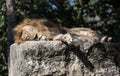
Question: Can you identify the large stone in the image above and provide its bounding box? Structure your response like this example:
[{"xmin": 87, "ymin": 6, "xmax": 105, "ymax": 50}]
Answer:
[{"xmin": 9, "ymin": 41, "xmax": 120, "ymax": 76}]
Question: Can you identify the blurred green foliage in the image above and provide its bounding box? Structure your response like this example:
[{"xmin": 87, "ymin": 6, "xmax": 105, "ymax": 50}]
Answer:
[
  {"xmin": 1, "ymin": 0, "xmax": 120, "ymax": 75},
  {"xmin": 0, "ymin": 0, "xmax": 8, "ymax": 76}
]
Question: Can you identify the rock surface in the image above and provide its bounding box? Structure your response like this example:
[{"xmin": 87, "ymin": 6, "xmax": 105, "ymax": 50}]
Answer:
[{"xmin": 9, "ymin": 41, "xmax": 120, "ymax": 76}]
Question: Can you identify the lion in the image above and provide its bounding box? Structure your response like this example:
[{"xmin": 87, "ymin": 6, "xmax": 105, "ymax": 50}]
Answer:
[{"xmin": 13, "ymin": 19, "xmax": 99, "ymax": 44}]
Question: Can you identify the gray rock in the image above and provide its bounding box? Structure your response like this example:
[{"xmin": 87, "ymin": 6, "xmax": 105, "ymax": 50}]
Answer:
[{"xmin": 9, "ymin": 41, "xmax": 120, "ymax": 76}]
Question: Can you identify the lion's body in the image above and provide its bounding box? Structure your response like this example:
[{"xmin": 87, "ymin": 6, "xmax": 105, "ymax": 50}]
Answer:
[{"xmin": 13, "ymin": 19, "xmax": 98, "ymax": 44}]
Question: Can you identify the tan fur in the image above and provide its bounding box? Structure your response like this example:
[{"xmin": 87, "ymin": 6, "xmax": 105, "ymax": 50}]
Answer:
[
  {"xmin": 67, "ymin": 28, "xmax": 97, "ymax": 37},
  {"xmin": 13, "ymin": 19, "xmax": 65, "ymax": 43},
  {"xmin": 54, "ymin": 28, "xmax": 99, "ymax": 44},
  {"xmin": 53, "ymin": 33, "xmax": 73, "ymax": 44},
  {"xmin": 13, "ymin": 19, "xmax": 98, "ymax": 44},
  {"xmin": 68, "ymin": 28, "xmax": 99, "ymax": 43}
]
